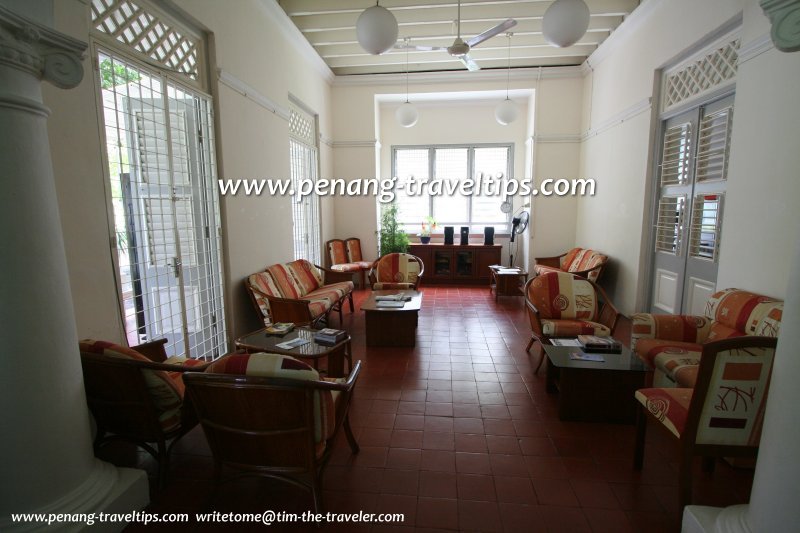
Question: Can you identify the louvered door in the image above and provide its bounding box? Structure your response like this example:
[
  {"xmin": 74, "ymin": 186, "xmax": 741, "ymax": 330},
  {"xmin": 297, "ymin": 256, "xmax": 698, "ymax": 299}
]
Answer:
[{"xmin": 650, "ymin": 95, "xmax": 733, "ymax": 315}]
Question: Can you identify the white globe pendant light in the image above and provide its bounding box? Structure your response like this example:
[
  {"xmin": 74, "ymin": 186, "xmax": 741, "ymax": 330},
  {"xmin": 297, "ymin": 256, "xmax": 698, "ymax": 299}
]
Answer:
[
  {"xmin": 356, "ymin": 4, "xmax": 399, "ymax": 55},
  {"xmin": 396, "ymin": 39, "xmax": 418, "ymax": 128},
  {"xmin": 542, "ymin": 0, "xmax": 590, "ymax": 48},
  {"xmin": 396, "ymin": 102, "xmax": 419, "ymax": 128},
  {"xmin": 495, "ymin": 33, "xmax": 518, "ymax": 126},
  {"xmin": 495, "ymin": 98, "xmax": 519, "ymax": 126}
]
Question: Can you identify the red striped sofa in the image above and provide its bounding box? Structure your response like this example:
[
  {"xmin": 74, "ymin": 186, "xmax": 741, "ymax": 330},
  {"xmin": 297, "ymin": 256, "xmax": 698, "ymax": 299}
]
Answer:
[
  {"xmin": 246, "ymin": 259, "xmax": 354, "ymax": 327},
  {"xmin": 533, "ymin": 247, "xmax": 608, "ymax": 283},
  {"xmin": 631, "ymin": 288, "xmax": 783, "ymax": 387}
]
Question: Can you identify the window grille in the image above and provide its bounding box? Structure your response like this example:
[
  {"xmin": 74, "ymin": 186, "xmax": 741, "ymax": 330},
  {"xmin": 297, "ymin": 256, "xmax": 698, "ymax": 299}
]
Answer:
[
  {"xmin": 392, "ymin": 145, "xmax": 512, "ymax": 233},
  {"xmin": 695, "ymin": 106, "xmax": 733, "ymax": 182},
  {"xmin": 655, "ymin": 195, "xmax": 686, "ymax": 255},
  {"xmin": 689, "ymin": 193, "xmax": 723, "ymax": 261},
  {"xmin": 97, "ymin": 48, "xmax": 225, "ymax": 360},
  {"xmin": 659, "ymin": 122, "xmax": 692, "ymax": 186},
  {"xmin": 663, "ymin": 39, "xmax": 739, "ymax": 110},
  {"xmin": 91, "ymin": 0, "xmax": 200, "ymax": 81},
  {"xmin": 289, "ymin": 104, "xmax": 321, "ymax": 265}
]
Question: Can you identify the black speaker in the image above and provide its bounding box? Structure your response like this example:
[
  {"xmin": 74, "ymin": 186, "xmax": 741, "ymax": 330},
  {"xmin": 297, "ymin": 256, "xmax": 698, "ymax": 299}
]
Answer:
[
  {"xmin": 484, "ymin": 226, "xmax": 495, "ymax": 245},
  {"xmin": 460, "ymin": 227, "xmax": 469, "ymax": 245},
  {"xmin": 444, "ymin": 226, "xmax": 454, "ymax": 245}
]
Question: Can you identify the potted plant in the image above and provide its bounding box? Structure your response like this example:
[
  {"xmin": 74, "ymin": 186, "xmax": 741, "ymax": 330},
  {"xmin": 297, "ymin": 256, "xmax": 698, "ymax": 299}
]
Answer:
[
  {"xmin": 418, "ymin": 216, "xmax": 437, "ymax": 244},
  {"xmin": 378, "ymin": 203, "xmax": 410, "ymax": 256}
]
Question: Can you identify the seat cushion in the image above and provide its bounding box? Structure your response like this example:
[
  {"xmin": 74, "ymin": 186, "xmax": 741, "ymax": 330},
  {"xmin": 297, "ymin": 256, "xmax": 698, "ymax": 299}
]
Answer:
[
  {"xmin": 630, "ymin": 313, "xmax": 712, "ymax": 349},
  {"xmin": 80, "ymin": 340, "xmax": 184, "ymax": 432},
  {"xmin": 307, "ymin": 298, "xmax": 332, "ymax": 320},
  {"xmin": 635, "ymin": 388, "xmax": 693, "ymax": 439},
  {"xmin": 533, "ymin": 264, "xmax": 562, "ymax": 277},
  {"xmin": 634, "ymin": 339, "xmax": 703, "ymax": 369},
  {"xmin": 354, "ymin": 261, "xmax": 372, "ymax": 270},
  {"xmin": 331, "ymin": 262, "xmax": 363, "ymax": 273},
  {"xmin": 541, "ymin": 319, "xmax": 610, "ymax": 337},
  {"xmin": 652, "ymin": 348, "xmax": 702, "ymax": 387},
  {"xmin": 206, "ymin": 353, "xmax": 335, "ymax": 447}
]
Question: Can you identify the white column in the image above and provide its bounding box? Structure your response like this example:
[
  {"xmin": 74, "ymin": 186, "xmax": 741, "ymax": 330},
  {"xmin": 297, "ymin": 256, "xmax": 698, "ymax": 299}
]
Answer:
[
  {"xmin": 0, "ymin": 6, "xmax": 148, "ymax": 530},
  {"xmin": 682, "ymin": 239, "xmax": 800, "ymax": 533}
]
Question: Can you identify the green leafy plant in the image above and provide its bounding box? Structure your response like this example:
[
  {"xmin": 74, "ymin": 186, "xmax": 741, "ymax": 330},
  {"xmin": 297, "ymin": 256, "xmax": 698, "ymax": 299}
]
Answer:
[
  {"xmin": 99, "ymin": 59, "xmax": 141, "ymax": 90},
  {"xmin": 419, "ymin": 215, "xmax": 437, "ymax": 236},
  {"xmin": 379, "ymin": 203, "xmax": 410, "ymax": 256}
]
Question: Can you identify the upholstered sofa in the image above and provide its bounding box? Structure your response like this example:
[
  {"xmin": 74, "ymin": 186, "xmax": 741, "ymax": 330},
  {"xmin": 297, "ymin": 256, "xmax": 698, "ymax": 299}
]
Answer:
[
  {"xmin": 631, "ymin": 288, "xmax": 783, "ymax": 387},
  {"xmin": 533, "ymin": 247, "xmax": 608, "ymax": 283},
  {"xmin": 246, "ymin": 259, "xmax": 354, "ymax": 327}
]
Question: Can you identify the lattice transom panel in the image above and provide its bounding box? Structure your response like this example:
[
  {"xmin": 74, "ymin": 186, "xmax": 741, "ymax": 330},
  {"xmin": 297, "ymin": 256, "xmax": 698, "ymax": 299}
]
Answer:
[
  {"xmin": 289, "ymin": 107, "xmax": 315, "ymax": 144},
  {"xmin": 664, "ymin": 39, "xmax": 739, "ymax": 110},
  {"xmin": 91, "ymin": 0, "xmax": 199, "ymax": 80}
]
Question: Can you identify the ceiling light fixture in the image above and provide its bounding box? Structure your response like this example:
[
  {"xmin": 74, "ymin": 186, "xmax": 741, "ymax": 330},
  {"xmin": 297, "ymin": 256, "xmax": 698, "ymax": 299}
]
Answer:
[
  {"xmin": 495, "ymin": 33, "xmax": 518, "ymax": 126},
  {"xmin": 542, "ymin": 0, "xmax": 590, "ymax": 48},
  {"xmin": 356, "ymin": 2, "xmax": 399, "ymax": 55},
  {"xmin": 396, "ymin": 39, "xmax": 418, "ymax": 128}
]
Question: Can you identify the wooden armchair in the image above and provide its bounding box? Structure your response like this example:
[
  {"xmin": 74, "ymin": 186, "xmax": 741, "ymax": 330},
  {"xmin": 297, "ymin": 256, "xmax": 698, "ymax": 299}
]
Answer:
[
  {"xmin": 633, "ymin": 336, "xmax": 778, "ymax": 510},
  {"xmin": 183, "ymin": 353, "xmax": 361, "ymax": 512},
  {"xmin": 368, "ymin": 253, "xmax": 424, "ymax": 290},
  {"xmin": 79, "ymin": 338, "xmax": 208, "ymax": 486},
  {"xmin": 524, "ymin": 271, "xmax": 620, "ymax": 372},
  {"xmin": 325, "ymin": 237, "xmax": 373, "ymax": 289}
]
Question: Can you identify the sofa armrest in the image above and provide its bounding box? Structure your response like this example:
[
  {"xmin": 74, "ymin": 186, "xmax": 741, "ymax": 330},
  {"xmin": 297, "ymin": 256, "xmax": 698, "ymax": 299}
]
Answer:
[
  {"xmin": 534, "ymin": 253, "xmax": 566, "ymax": 269},
  {"xmin": 630, "ymin": 313, "xmax": 711, "ymax": 350},
  {"xmin": 265, "ymin": 295, "xmax": 315, "ymax": 326}
]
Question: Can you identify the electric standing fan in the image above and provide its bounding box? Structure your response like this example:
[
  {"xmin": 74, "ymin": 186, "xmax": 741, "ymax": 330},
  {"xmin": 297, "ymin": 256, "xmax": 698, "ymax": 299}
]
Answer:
[{"xmin": 508, "ymin": 209, "xmax": 529, "ymax": 267}]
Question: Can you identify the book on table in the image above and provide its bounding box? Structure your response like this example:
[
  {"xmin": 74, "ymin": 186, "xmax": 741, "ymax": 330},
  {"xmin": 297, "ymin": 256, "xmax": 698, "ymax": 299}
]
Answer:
[
  {"xmin": 375, "ymin": 300, "xmax": 405, "ymax": 309},
  {"xmin": 569, "ymin": 350, "xmax": 605, "ymax": 362},
  {"xmin": 275, "ymin": 337, "xmax": 309, "ymax": 350},
  {"xmin": 314, "ymin": 328, "xmax": 348, "ymax": 346},
  {"xmin": 577, "ymin": 334, "xmax": 622, "ymax": 353},
  {"xmin": 265, "ymin": 322, "xmax": 294, "ymax": 335},
  {"xmin": 374, "ymin": 293, "xmax": 412, "ymax": 302}
]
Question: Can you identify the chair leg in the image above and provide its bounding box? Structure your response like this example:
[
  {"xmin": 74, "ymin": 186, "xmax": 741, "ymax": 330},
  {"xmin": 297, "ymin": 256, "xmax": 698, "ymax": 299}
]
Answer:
[
  {"xmin": 343, "ymin": 415, "xmax": 359, "ymax": 453},
  {"xmin": 634, "ymin": 406, "xmax": 647, "ymax": 470},
  {"xmin": 156, "ymin": 440, "xmax": 169, "ymax": 489},
  {"xmin": 348, "ymin": 292, "xmax": 354, "ymax": 312},
  {"xmin": 525, "ymin": 337, "xmax": 535, "ymax": 353},
  {"xmin": 311, "ymin": 474, "xmax": 324, "ymax": 515},
  {"xmin": 679, "ymin": 455, "xmax": 693, "ymax": 510}
]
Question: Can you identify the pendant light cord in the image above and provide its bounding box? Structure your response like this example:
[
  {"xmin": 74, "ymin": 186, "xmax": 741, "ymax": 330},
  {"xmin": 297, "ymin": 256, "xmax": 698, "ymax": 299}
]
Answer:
[
  {"xmin": 506, "ymin": 33, "xmax": 512, "ymax": 100},
  {"xmin": 405, "ymin": 38, "xmax": 410, "ymax": 104}
]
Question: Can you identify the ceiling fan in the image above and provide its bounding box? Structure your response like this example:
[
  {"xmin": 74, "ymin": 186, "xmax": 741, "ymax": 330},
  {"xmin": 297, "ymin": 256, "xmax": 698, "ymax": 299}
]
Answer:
[{"xmin": 395, "ymin": 0, "xmax": 517, "ymax": 71}]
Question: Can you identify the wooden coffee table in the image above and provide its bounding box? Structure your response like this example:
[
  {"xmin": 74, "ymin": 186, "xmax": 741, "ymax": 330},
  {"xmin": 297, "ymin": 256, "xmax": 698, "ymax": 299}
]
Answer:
[
  {"xmin": 235, "ymin": 326, "xmax": 350, "ymax": 377},
  {"xmin": 489, "ymin": 266, "xmax": 528, "ymax": 301},
  {"xmin": 543, "ymin": 343, "xmax": 648, "ymax": 424},
  {"xmin": 361, "ymin": 290, "xmax": 422, "ymax": 347}
]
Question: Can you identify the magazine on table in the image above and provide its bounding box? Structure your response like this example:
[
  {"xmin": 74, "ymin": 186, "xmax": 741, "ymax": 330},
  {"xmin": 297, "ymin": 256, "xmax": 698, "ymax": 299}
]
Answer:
[
  {"xmin": 265, "ymin": 322, "xmax": 294, "ymax": 335},
  {"xmin": 275, "ymin": 337, "xmax": 309, "ymax": 350},
  {"xmin": 569, "ymin": 350, "xmax": 605, "ymax": 362},
  {"xmin": 376, "ymin": 300, "xmax": 405, "ymax": 308},
  {"xmin": 375, "ymin": 293, "xmax": 412, "ymax": 302},
  {"xmin": 551, "ymin": 338, "xmax": 582, "ymax": 347}
]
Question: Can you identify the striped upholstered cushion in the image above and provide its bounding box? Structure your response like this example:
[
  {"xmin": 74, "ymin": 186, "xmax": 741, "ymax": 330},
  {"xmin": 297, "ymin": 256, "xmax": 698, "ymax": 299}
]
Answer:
[
  {"xmin": 328, "ymin": 240, "xmax": 348, "ymax": 265},
  {"xmin": 206, "ymin": 353, "xmax": 336, "ymax": 450},
  {"xmin": 79, "ymin": 339, "xmax": 194, "ymax": 433},
  {"xmin": 247, "ymin": 271, "xmax": 282, "ymax": 323},
  {"xmin": 286, "ymin": 259, "xmax": 323, "ymax": 295},
  {"xmin": 266, "ymin": 263, "xmax": 303, "ymax": 299},
  {"xmin": 331, "ymin": 262, "xmax": 362, "ymax": 273},
  {"xmin": 703, "ymin": 289, "xmax": 783, "ymax": 337},
  {"xmin": 345, "ymin": 238, "xmax": 364, "ymax": 262},
  {"xmin": 560, "ymin": 248, "xmax": 582, "ymax": 270},
  {"xmin": 526, "ymin": 271, "xmax": 598, "ymax": 321}
]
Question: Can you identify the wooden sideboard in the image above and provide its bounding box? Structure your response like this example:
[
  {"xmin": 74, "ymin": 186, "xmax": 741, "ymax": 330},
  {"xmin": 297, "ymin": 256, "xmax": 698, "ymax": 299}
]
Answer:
[{"xmin": 409, "ymin": 243, "xmax": 501, "ymax": 285}]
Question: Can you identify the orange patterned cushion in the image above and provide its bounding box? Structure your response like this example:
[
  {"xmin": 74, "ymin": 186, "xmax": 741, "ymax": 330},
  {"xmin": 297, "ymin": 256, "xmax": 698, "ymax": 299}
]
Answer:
[
  {"xmin": 286, "ymin": 259, "xmax": 322, "ymax": 295},
  {"xmin": 247, "ymin": 272, "xmax": 281, "ymax": 323},
  {"xmin": 345, "ymin": 239, "xmax": 364, "ymax": 262},
  {"xmin": 634, "ymin": 339, "xmax": 703, "ymax": 369},
  {"xmin": 328, "ymin": 241, "xmax": 348, "ymax": 265},
  {"xmin": 541, "ymin": 320, "xmax": 610, "ymax": 337},
  {"xmin": 560, "ymin": 248, "xmax": 582, "ymax": 270},
  {"xmin": 206, "ymin": 353, "xmax": 336, "ymax": 448},
  {"xmin": 704, "ymin": 289, "xmax": 782, "ymax": 335},
  {"xmin": 635, "ymin": 388, "xmax": 692, "ymax": 438},
  {"xmin": 526, "ymin": 271, "xmax": 598, "ymax": 321},
  {"xmin": 533, "ymin": 265, "xmax": 562, "ymax": 277},
  {"xmin": 80, "ymin": 340, "xmax": 187, "ymax": 433},
  {"xmin": 307, "ymin": 281, "xmax": 353, "ymax": 303},
  {"xmin": 375, "ymin": 254, "xmax": 421, "ymax": 285},
  {"xmin": 266, "ymin": 263, "xmax": 303, "ymax": 299},
  {"xmin": 631, "ymin": 313, "xmax": 712, "ymax": 349},
  {"xmin": 331, "ymin": 263, "xmax": 362, "ymax": 273}
]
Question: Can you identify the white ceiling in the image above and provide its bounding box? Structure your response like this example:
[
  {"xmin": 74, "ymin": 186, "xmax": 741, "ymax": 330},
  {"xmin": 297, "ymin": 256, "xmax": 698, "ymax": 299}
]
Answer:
[{"xmin": 277, "ymin": 0, "xmax": 641, "ymax": 76}]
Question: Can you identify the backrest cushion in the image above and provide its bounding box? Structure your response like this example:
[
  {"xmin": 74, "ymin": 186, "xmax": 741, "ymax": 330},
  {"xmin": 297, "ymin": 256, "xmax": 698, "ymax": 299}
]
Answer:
[
  {"xmin": 696, "ymin": 342, "xmax": 776, "ymax": 447},
  {"xmin": 560, "ymin": 248, "xmax": 582, "ymax": 270},
  {"xmin": 527, "ymin": 271, "xmax": 598, "ymax": 320},
  {"xmin": 569, "ymin": 250, "xmax": 607, "ymax": 282},
  {"xmin": 345, "ymin": 238, "xmax": 363, "ymax": 262},
  {"xmin": 375, "ymin": 253, "xmax": 421, "ymax": 285},
  {"xmin": 286, "ymin": 259, "xmax": 322, "ymax": 295},
  {"xmin": 265, "ymin": 263, "xmax": 303, "ymax": 299},
  {"xmin": 704, "ymin": 288, "xmax": 783, "ymax": 336},
  {"xmin": 247, "ymin": 271, "xmax": 281, "ymax": 322},
  {"xmin": 79, "ymin": 339, "xmax": 183, "ymax": 430},
  {"xmin": 206, "ymin": 353, "xmax": 332, "ymax": 443},
  {"xmin": 327, "ymin": 240, "xmax": 348, "ymax": 266}
]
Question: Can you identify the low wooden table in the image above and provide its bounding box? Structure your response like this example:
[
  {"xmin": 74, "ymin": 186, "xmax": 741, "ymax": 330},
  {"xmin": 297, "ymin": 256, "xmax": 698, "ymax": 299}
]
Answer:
[
  {"xmin": 361, "ymin": 290, "xmax": 422, "ymax": 347},
  {"xmin": 235, "ymin": 326, "xmax": 350, "ymax": 377},
  {"xmin": 543, "ymin": 343, "xmax": 648, "ymax": 424},
  {"xmin": 489, "ymin": 266, "xmax": 528, "ymax": 301}
]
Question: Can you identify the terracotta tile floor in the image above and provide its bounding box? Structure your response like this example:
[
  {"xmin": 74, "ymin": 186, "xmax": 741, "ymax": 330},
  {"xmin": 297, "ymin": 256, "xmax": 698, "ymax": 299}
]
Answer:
[{"xmin": 108, "ymin": 286, "xmax": 754, "ymax": 532}]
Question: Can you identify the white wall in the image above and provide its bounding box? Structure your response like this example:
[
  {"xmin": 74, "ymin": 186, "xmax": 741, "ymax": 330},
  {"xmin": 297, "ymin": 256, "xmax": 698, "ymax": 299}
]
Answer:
[
  {"xmin": 577, "ymin": 0, "xmax": 800, "ymax": 313},
  {"xmin": 331, "ymin": 72, "xmax": 584, "ymax": 272},
  {"xmin": 45, "ymin": 0, "xmax": 334, "ymax": 342}
]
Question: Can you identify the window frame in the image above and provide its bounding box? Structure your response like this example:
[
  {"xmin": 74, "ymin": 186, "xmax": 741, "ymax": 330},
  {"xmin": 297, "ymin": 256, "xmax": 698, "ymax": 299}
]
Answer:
[{"xmin": 391, "ymin": 143, "xmax": 514, "ymax": 234}]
